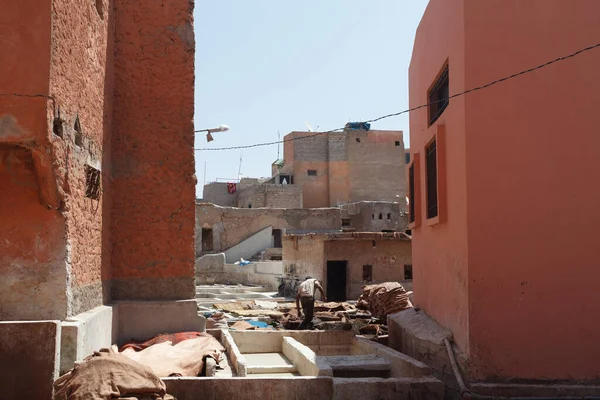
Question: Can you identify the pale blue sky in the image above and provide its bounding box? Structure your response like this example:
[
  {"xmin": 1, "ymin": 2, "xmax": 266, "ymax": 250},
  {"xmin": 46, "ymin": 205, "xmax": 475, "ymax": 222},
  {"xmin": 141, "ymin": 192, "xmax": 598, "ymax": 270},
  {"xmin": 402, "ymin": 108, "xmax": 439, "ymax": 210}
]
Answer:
[{"xmin": 194, "ymin": 1, "xmax": 428, "ymax": 198}]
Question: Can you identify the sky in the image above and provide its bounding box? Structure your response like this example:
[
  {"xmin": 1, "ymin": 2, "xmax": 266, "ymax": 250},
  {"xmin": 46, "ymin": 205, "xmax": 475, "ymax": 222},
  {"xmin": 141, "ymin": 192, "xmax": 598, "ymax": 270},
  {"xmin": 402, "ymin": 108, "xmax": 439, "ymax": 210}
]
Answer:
[{"xmin": 194, "ymin": 1, "xmax": 429, "ymax": 198}]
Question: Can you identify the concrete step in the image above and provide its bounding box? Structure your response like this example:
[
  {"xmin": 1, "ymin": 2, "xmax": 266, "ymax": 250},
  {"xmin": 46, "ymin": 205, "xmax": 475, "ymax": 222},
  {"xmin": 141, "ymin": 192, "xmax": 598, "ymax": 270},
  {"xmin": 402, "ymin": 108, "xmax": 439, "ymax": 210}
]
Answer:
[
  {"xmin": 323, "ymin": 354, "xmax": 392, "ymax": 378},
  {"xmin": 244, "ymin": 353, "xmax": 298, "ymax": 375}
]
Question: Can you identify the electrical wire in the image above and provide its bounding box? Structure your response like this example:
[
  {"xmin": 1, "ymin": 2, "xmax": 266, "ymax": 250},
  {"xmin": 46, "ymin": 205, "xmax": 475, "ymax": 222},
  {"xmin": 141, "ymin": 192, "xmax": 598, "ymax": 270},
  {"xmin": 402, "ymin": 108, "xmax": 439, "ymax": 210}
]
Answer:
[{"xmin": 195, "ymin": 41, "xmax": 600, "ymax": 152}]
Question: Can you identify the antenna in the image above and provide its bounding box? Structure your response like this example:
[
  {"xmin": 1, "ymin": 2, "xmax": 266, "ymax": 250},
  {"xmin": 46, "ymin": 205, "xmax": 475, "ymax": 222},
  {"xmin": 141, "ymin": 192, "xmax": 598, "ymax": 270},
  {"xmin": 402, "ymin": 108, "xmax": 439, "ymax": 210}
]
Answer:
[
  {"xmin": 277, "ymin": 131, "xmax": 280, "ymax": 160},
  {"xmin": 305, "ymin": 122, "xmax": 314, "ymax": 132},
  {"xmin": 237, "ymin": 152, "xmax": 243, "ymax": 181}
]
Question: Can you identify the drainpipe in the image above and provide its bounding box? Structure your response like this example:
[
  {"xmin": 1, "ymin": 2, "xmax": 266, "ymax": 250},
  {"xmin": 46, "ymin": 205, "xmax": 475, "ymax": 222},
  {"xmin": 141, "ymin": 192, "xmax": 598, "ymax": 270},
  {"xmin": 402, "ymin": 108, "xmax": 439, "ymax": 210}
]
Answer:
[{"xmin": 443, "ymin": 338, "xmax": 600, "ymax": 400}]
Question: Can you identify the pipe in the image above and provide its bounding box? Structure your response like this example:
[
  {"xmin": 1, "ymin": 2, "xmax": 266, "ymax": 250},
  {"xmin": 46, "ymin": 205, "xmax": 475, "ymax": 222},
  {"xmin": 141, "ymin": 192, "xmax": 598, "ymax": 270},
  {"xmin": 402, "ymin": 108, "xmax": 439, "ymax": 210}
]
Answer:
[{"xmin": 443, "ymin": 338, "xmax": 600, "ymax": 400}]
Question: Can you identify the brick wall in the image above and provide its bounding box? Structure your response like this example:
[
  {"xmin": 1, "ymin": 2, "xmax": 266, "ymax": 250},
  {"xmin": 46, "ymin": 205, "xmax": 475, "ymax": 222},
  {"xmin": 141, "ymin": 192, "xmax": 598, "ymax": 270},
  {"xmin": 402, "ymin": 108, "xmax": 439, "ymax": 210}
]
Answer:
[
  {"xmin": 347, "ymin": 130, "xmax": 407, "ymax": 203},
  {"xmin": 203, "ymin": 182, "xmax": 237, "ymax": 207},
  {"xmin": 281, "ymin": 130, "xmax": 406, "ymax": 207}
]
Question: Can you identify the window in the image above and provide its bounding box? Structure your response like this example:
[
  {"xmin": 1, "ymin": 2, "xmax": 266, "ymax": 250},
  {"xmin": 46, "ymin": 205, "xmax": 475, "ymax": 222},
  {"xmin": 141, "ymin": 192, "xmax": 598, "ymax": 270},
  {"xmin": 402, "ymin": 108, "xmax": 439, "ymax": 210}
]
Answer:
[
  {"xmin": 426, "ymin": 139, "xmax": 438, "ymax": 219},
  {"xmin": 85, "ymin": 166, "xmax": 101, "ymax": 200},
  {"xmin": 428, "ymin": 64, "xmax": 449, "ymax": 125},
  {"xmin": 307, "ymin": 170, "xmax": 317, "ymax": 176},
  {"xmin": 372, "ymin": 214, "xmax": 375, "ymax": 220},
  {"xmin": 404, "ymin": 264, "xmax": 413, "ymax": 280},
  {"xmin": 362, "ymin": 265, "xmax": 373, "ymax": 283},
  {"xmin": 395, "ymin": 141, "xmax": 400, "ymax": 146},
  {"xmin": 201, "ymin": 228, "xmax": 213, "ymax": 251},
  {"xmin": 409, "ymin": 164, "xmax": 415, "ymax": 223},
  {"xmin": 378, "ymin": 213, "xmax": 383, "ymax": 220},
  {"xmin": 341, "ymin": 218, "xmax": 351, "ymax": 227},
  {"xmin": 387, "ymin": 213, "xmax": 391, "ymax": 221},
  {"xmin": 405, "ymin": 153, "xmax": 411, "ymax": 164},
  {"xmin": 356, "ymin": 138, "xmax": 361, "ymax": 143},
  {"xmin": 248, "ymin": 204, "xmax": 252, "ymax": 208}
]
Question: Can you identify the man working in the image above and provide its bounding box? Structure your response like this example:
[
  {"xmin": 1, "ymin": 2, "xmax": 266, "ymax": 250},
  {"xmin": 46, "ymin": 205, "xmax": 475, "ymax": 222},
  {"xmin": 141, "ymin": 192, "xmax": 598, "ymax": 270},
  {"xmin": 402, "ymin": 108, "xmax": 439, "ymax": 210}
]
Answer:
[{"xmin": 296, "ymin": 276, "xmax": 327, "ymax": 330}]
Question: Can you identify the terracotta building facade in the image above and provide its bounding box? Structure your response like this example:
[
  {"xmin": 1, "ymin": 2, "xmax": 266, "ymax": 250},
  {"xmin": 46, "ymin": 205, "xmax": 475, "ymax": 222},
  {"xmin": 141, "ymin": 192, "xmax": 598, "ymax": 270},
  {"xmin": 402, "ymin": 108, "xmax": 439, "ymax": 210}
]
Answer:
[
  {"xmin": 0, "ymin": 0, "xmax": 196, "ymax": 319},
  {"xmin": 408, "ymin": 0, "xmax": 600, "ymax": 381}
]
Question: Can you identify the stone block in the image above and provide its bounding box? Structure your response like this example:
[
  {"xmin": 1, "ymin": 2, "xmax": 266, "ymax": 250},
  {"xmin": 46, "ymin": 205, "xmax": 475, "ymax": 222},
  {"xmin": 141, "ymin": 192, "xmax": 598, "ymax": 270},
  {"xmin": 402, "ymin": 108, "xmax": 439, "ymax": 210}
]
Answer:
[{"xmin": 0, "ymin": 321, "xmax": 61, "ymax": 399}]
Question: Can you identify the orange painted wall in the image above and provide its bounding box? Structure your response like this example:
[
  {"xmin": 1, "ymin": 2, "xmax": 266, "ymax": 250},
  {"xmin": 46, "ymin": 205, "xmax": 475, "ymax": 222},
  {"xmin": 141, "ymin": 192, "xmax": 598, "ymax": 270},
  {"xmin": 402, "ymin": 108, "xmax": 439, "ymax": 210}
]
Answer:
[
  {"xmin": 463, "ymin": 0, "xmax": 600, "ymax": 380},
  {"xmin": 293, "ymin": 161, "xmax": 330, "ymax": 208},
  {"xmin": 409, "ymin": 0, "xmax": 470, "ymax": 353},
  {"xmin": 411, "ymin": 0, "xmax": 600, "ymax": 380}
]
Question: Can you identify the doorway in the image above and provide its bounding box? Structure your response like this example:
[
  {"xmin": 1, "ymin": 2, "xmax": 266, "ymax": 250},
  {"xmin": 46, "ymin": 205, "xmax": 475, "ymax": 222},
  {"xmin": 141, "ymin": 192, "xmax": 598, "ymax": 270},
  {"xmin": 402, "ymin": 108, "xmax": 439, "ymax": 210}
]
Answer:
[
  {"xmin": 272, "ymin": 229, "xmax": 282, "ymax": 248},
  {"xmin": 201, "ymin": 228, "xmax": 213, "ymax": 252},
  {"xmin": 326, "ymin": 260, "xmax": 347, "ymax": 302}
]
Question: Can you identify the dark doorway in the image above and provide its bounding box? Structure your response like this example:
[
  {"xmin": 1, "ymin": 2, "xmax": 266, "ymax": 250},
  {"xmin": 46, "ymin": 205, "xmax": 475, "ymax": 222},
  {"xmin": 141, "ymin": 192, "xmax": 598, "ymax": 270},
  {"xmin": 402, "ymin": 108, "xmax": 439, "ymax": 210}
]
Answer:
[
  {"xmin": 272, "ymin": 229, "xmax": 282, "ymax": 248},
  {"xmin": 201, "ymin": 228, "xmax": 213, "ymax": 252},
  {"xmin": 326, "ymin": 261, "xmax": 347, "ymax": 302}
]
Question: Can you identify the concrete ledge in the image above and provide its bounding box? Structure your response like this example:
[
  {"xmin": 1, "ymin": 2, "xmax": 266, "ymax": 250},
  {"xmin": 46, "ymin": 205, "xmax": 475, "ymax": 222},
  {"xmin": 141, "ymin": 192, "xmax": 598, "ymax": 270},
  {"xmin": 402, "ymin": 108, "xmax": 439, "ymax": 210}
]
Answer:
[
  {"xmin": 471, "ymin": 382, "xmax": 600, "ymax": 398},
  {"xmin": 352, "ymin": 336, "xmax": 432, "ymax": 378},
  {"xmin": 0, "ymin": 321, "xmax": 61, "ymax": 400},
  {"xmin": 60, "ymin": 305, "xmax": 116, "ymax": 374},
  {"xmin": 163, "ymin": 377, "xmax": 334, "ymax": 400},
  {"xmin": 230, "ymin": 330, "xmax": 355, "ymax": 354},
  {"xmin": 221, "ymin": 329, "xmax": 247, "ymax": 377},
  {"xmin": 115, "ymin": 300, "xmax": 206, "ymax": 344},
  {"xmin": 332, "ymin": 377, "xmax": 444, "ymax": 400},
  {"xmin": 282, "ymin": 337, "xmax": 332, "ymax": 377}
]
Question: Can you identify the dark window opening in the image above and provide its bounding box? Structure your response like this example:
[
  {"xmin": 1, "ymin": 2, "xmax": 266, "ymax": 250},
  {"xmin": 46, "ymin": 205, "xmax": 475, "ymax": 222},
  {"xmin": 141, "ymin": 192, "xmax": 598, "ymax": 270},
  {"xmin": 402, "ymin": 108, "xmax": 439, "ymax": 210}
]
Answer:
[
  {"xmin": 74, "ymin": 116, "xmax": 83, "ymax": 147},
  {"xmin": 395, "ymin": 141, "xmax": 400, "ymax": 146},
  {"xmin": 381, "ymin": 229, "xmax": 394, "ymax": 233},
  {"xmin": 201, "ymin": 228, "xmax": 213, "ymax": 252},
  {"xmin": 356, "ymin": 138, "xmax": 361, "ymax": 143},
  {"xmin": 327, "ymin": 261, "xmax": 347, "ymax": 302},
  {"xmin": 378, "ymin": 213, "xmax": 382, "ymax": 220},
  {"xmin": 405, "ymin": 153, "xmax": 411, "ymax": 164},
  {"xmin": 426, "ymin": 139, "xmax": 438, "ymax": 219},
  {"xmin": 307, "ymin": 169, "xmax": 317, "ymax": 176},
  {"xmin": 272, "ymin": 229, "xmax": 282, "ymax": 248},
  {"xmin": 409, "ymin": 164, "xmax": 415, "ymax": 223},
  {"xmin": 372, "ymin": 214, "xmax": 375, "ymax": 220},
  {"xmin": 248, "ymin": 204, "xmax": 252, "ymax": 208},
  {"xmin": 428, "ymin": 65, "xmax": 449, "ymax": 125},
  {"xmin": 362, "ymin": 265, "xmax": 373, "ymax": 283},
  {"xmin": 84, "ymin": 165, "xmax": 101, "ymax": 200},
  {"xmin": 52, "ymin": 118, "xmax": 63, "ymax": 138},
  {"xmin": 405, "ymin": 229, "xmax": 412, "ymax": 235},
  {"xmin": 387, "ymin": 213, "xmax": 391, "ymax": 220},
  {"xmin": 341, "ymin": 218, "xmax": 351, "ymax": 227},
  {"xmin": 279, "ymin": 175, "xmax": 293, "ymax": 184},
  {"xmin": 404, "ymin": 264, "xmax": 413, "ymax": 280}
]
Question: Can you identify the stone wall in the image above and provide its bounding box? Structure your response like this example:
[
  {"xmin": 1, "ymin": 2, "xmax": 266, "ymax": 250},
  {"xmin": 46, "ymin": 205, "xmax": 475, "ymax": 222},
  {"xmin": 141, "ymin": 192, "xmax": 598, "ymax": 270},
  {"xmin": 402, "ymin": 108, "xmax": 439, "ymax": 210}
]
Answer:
[
  {"xmin": 340, "ymin": 201, "xmax": 408, "ymax": 232},
  {"xmin": 203, "ymin": 182, "xmax": 236, "ymax": 207},
  {"xmin": 196, "ymin": 202, "xmax": 341, "ymax": 255},
  {"xmin": 237, "ymin": 184, "xmax": 303, "ymax": 208},
  {"xmin": 111, "ymin": 0, "xmax": 196, "ymax": 300}
]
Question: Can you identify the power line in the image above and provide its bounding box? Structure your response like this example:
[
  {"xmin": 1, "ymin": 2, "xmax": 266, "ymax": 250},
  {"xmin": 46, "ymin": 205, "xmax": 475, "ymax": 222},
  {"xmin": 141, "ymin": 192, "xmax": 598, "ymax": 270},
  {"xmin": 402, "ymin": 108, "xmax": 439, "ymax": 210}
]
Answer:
[{"xmin": 195, "ymin": 41, "xmax": 600, "ymax": 152}]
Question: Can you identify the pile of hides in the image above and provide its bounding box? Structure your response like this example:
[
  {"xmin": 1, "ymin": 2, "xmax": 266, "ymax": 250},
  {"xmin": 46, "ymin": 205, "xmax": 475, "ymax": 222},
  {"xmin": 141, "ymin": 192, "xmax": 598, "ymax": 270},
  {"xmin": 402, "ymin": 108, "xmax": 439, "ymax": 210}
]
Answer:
[
  {"xmin": 117, "ymin": 332, "xmax": 225, "ymax": 377},
  {"xmin": 357, "ymin": 282, "xmax": 413, "ymax": 319},
  {"xmin": 54, "ymin": 349, "xmax": 174, "ymax": 400},
  {"xmin": 205, "ymin": 312, "xmax": 228, "ymax": 329}
]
